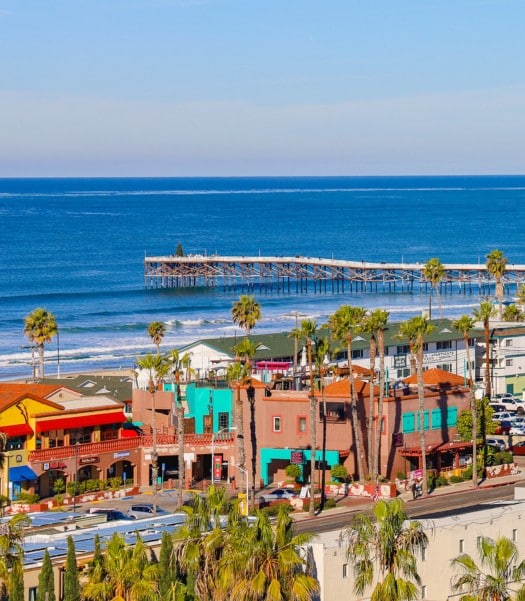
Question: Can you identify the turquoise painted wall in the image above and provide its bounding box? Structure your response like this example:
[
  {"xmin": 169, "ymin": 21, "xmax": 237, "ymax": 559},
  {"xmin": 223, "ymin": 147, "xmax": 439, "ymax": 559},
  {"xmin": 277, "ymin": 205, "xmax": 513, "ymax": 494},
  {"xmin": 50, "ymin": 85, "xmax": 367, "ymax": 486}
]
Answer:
[
  {"xmin": 259, "ymin": 448, "xmax": 341, "ymax": 485},
  {"xmin": 183, "ymin": 385, "xmax": 233, "ymax": 434}
]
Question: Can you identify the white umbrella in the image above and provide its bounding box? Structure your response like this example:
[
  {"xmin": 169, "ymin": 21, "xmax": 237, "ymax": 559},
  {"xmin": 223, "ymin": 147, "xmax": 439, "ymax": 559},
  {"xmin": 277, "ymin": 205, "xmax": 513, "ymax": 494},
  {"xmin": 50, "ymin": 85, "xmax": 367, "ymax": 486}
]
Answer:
[{"xmin": 300, "ymin": 346, "xmax": 307, "ymax": 368}]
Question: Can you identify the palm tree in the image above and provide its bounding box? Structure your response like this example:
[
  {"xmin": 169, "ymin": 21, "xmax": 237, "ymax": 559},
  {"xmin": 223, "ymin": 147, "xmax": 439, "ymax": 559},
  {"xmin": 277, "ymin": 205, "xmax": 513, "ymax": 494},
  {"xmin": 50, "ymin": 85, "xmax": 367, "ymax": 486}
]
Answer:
[
  {"xmin": 231, "ymin": 294, "xmax": 261, "ymax": 336},
  {"xmin": 345, "ymin": 498, "xmax": 428, "ymax": 601},
  {"xmin": 167, "ymin": 348, "xmax": 193, "ymax": 506},
  {"xmin": 147, "ymin": 321, "xmax": 166, "ymax": 356},
  {"xmin": 225, "ymin": 506, "xmax": 319, "ymax": 600},
  {"xmin": 486, "ymin": 249, "xmax": 508, "ymax": 319},
  {"xmin": 423, "ymin": 257, "xmax": 445, "ymax": 318},
  {"xmin": 328, "ymin": 305, "xmax": 367, "ymax": 481},
  {"xmin": 452, "ymin": 535, "xmax": 525, "ymax": 601},
  {"xmin": 399, "ymin": 316, "xmax": 434, "ymax": 496},
  {"xmin": 0, "ymin": 514, "xmax": 30, "ymax": 599},
  {"xmin": 474, "ymin": 301, "xmax": 497, "ymax": 398},
  {"xmin": 516, "ymin": 283, "xmax": 525, "ymax": 307},
  {"xmin": 136, "ymin": 352, "xmax": 169, "ymax": 514},
  {"xmin": 502, "ymin": 303, "xmax": 524, "ymax": 322},
  {"xmin": 83, "ymin": 532, "xmax": 159, "ymax": 601},
  {"xmin": 233, "ymin": 338, "xmax": 262, "ymax": 506},
  {"xmin": 227, "ymin": 360, "xmax": 249, "ymax": 499},
  {"xmin": 297, "ymin": 318, "xmax": 319, "ymax": 516},
  {"xmin": 452, "ymin": 315, "xmax": 478, "ymax": 488},
  {"xmin": 362, "ymin": 313, "xmax": 378, "ymax": 474},
  {"xmin": 367, "ymin": 309, "xmax": 389, "ymax": 480},
  {"xmin": 23, "ymin": 307, "xmax": 58, "ymax": 380}
]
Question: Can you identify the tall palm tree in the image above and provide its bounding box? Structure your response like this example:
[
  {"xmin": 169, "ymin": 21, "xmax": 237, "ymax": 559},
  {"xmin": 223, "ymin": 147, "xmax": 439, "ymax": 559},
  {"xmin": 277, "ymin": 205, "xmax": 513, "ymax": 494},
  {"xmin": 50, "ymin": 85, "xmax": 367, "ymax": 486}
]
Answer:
[
  {"xmin": 226, "ymin": 360, "xmax": 249, "ymax": 498},
  {"xmin": 486, "ymin": 249, "xmax": 508, "ymax": 319},
  {"xmin": 423, "ymin": 257, "xmax": 445, "ymax": 318},
  {"xmin": 0, "ymin": 514, "xmax": 30, "ymax": 599},
  {"xmin": 298, "ymin": 318, "xmax": 319, "ymax": 516},
  {"xmin": 147, "ymin": 321, "xmax": 166, "ymax": 356},
  {"xmin": 516, "ymin": 283, "xmax": 525, "ymax": 307},
  {"xmin": 368, "ymin": 309, "xmax": 389, "ymax": 480},
  {"xmin": 452, "ymin": 535, "xmax": 525, "ymax": 601},
  {"xmin": 362, "ymin": 313, "xmax": 378, "ymax": 474},
  {"xmin": 328, "ymin": 305, "xmax": 367, "ymax": 481},
  {"xmin": 23, "ymin": 307, "xmax": 58, "ymax": 380},
  {"xmin": 399, "ymin": 316, "xmax": 434, "ymax": 496},
  {"xmin": 136, "ymin": 352, "xmax": 169, "ymax": 514},
  {"xmin": 167, "ymin": 348, "xmax": 193, "ymax": 506},
  {"xmin": 233, "ymin": 338, "xmax": 262, "ymax": 506},
  {"xmin": 231, "ymin": 294, "xmax": 261, "ymax": 336},
  {"xmin": 474, "ymin": 301, "xmax": 497, "ymax": 398},
  {"xmin": 345, "ymin": 498, "xmax": 428, "ymax": 601},
  {"xmin": 452, "ymin": 315, "xmax": 478, "ymax": 488}
]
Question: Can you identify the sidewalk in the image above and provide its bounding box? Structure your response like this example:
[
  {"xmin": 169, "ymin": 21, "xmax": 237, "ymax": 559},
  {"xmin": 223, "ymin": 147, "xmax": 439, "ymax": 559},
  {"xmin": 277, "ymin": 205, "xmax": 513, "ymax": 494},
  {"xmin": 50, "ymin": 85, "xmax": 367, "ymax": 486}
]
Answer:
[{"xmin": 291, "ymin": 467, "xmax": 525, "ymax": 522}]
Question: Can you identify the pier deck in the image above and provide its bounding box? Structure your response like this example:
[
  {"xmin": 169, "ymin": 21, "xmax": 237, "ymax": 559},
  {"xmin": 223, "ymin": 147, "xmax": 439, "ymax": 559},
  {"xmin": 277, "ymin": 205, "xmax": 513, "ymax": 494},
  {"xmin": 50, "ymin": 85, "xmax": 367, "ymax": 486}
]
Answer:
[{"xmin": 144, "ymin": 255, "xmax": 525, "ymax": 295}]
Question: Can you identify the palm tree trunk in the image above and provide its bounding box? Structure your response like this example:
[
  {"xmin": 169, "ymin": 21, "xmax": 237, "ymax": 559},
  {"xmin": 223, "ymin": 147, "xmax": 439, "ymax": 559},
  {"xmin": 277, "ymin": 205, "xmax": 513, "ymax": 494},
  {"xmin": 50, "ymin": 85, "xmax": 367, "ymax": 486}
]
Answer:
[
  {"xmin": 367, "ymin": 337, "xmax": 376, "ymax": 477},
  {"xmin": 496, "ymin": 278, "xmax": 503, "ymax": 319},
  {"xmin": 235, "ymin": 384, "xmax": 246, "ymax": 492},
  {"xmin": 177, "ymin": 402, "xmax": 185, "ymax": 505},
  {"xmin": 307, "ymin": 339, "xmax": 317, "ymax": 517},
  {"xmin": 464, "ymin": 334, "xmax": 477, "ymax": 488},
  {"xmin": 484, "ymin": 320, "xmax": 491, "ymax": 398},
  {"xmin": 37, "ymin": 344, "xmax": 45, "ymax": 380},
  {"xmin": 347, "ymin": 336, "xmax": 365, "ymax": 480},
  {"xmin": 373, "ymin": 333, "xmax": 386, "ymax": 479},
  {"xmin": 416, "ymin": 345, "xmax": 428, "ymax": 496}
]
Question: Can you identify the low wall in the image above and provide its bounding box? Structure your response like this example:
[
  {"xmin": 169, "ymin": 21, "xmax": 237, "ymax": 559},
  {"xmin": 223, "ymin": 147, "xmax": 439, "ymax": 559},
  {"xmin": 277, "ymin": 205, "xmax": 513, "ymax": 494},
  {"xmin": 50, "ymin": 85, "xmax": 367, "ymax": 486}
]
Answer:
[
  {"xmin": 8, "ymin": 486, "xmax": 140, "ymax": 514},
  {"xmin": 325, "ymin": 482, "xmax": 397, "ymax": 499}
]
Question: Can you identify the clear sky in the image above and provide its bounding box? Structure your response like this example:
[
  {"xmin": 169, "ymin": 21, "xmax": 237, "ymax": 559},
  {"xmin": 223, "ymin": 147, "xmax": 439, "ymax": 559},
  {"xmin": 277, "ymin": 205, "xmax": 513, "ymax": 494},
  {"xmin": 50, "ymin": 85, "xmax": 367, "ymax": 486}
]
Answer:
[{"xmin": 1, "ymin": 0, "xmax": 525, "ymax": 177}]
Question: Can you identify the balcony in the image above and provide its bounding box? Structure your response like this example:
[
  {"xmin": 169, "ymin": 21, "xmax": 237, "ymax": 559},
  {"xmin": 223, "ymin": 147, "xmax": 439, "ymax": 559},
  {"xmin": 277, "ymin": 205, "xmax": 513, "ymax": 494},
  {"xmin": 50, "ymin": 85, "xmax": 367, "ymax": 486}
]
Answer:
[{"xmin": 28, "ymin": 432, "xmax": 234, "ymax": 462}]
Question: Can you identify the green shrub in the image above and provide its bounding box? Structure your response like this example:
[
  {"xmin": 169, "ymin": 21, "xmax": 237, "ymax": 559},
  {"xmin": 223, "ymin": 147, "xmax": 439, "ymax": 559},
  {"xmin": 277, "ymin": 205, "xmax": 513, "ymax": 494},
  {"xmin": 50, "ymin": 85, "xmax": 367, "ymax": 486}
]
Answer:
[
  {"xmin": 324, "ymin": 497, "xmax": 337, "ymax": 509},
  {"xmin": 396, "ymin": 472, "xmax": 407, "ymax": 480},
  {"xmin": 107, "ymin": 477, "xmax": 123, "ymax": 490},
  {"xmin": 261, "ymin": 503, "xmax": 294, "ymax": 517},
  {"xmin": 15, "ymin": 491, "xmax": 40, "ymax": 504},
  {"xmin": 330, "ymin": 464, "xmax": 348, "ymax": 482},
  {"xmin": 52, "ymin": 478, "xmax": 65, "ymax": 495},
  {"xmin": 285, "ymin": 464, "xmax": 302, "ymax": 481},
  {"xmin": 449, "ymin": 475, "xmax": 464, "ymax": 483}
]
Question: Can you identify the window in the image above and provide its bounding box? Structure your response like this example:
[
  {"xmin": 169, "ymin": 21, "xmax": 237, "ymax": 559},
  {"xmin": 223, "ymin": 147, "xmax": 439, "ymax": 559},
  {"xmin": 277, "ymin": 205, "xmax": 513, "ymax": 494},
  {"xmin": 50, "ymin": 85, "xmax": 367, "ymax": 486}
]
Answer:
[
  {"xmin": 468, "ymin": 338, "xmax": 476, "ymax": 347},
  {"xmin": 431, "ymin": 409, "xmax": 443, "ymax": 430},
  {"xmin": 402, "ymin": 412, "xmax": 415, "ymax": 434},
  {"xmin": 351, "ymin": 349, "xmax": 363, "ymax": 359},
  {"xmin": 459, "ymin": 539, "xmax": 464, "ymax": 553},
  {"xmin": 69, "ymin": 428, "xmax": 91, "ymax": 444},
  {"xmin": 273, "ymin": 416, "xmax": 281, "ymax": 432},
  {"xmin": 506, "ymin": 339, "xmax": 514, "ymax": 347},
  {"xmin": 506, "ymin": 359, "xmax": 513, "ymax": 367},
  {"xmin": 342, "ymin": 563, "xmax": 348, "ymax": 579},
  {"xmin": 437, "ymin": 340, "xmax": 452, "ymax": 350},
  {"xmin": 422, "ymin": 342, "xmax": 428, "ymax": 351},
  {"xmin": 28, "ymin": 588, "xmax": 37, "ymax": 601},
  {"xmin": 437, "ymin": 363, "xmax": 453, "ymax": 372},
  {"xmin": 6, "ymin": 437, "xmax": 25, "ymax": 451},
  {"xmin": 48, "ymin": 429, "xmax": 65, "ymax": 448},
  {"xmin": 397, "ymin": 368, "xmax": 410, "ymax": 378},
  {"xmin": 397, "ymin": 344, "xmax": 410, "ymax": 355},
  {"xmin": 298, "ymin": 416, "xmax": 307, "ymax": 433},
  {"xmin": 513, "ymin": 529, "xmax": 518, "ymax": 542},
  {"xmin": 421, "ymin": 585, "xmax": 427, "ymax": 599},
  {"xmin": 218, "ymin": 412, "xmax": 229, "ymax": 430},
  {"xmin": 415, "ymin": 410, "xmax": 430, "ymax": 432}
]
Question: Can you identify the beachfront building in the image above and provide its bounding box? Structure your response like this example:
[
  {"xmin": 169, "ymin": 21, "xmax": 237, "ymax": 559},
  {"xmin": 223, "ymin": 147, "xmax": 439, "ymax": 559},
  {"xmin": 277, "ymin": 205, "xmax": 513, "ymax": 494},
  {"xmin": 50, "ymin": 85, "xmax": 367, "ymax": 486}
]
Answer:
[
  {"xmin": 479, "ymin": 322, "xmax": 525, "ymax": 398},
  {"xmin": 0, "ymin": 383, "xmax": 130, "ymax": 499}
]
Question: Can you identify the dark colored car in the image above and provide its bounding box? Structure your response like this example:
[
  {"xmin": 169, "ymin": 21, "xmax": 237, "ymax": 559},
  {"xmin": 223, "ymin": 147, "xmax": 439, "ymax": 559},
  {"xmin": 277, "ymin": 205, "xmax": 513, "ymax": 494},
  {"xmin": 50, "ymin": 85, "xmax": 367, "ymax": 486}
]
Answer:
[
  {"xmin": 89, "ymin": 508, "xmax": 134, "ymax": 521},
  {"xmin": 511, "ymin": 441, "xmax": 525, "ymax": 456}
]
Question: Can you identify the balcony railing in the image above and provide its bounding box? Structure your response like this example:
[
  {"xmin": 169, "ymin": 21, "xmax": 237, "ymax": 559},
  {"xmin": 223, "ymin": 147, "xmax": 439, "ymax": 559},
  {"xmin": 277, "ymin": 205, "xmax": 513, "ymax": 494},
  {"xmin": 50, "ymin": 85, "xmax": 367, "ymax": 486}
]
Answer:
[{"xmin": 28, "ymin": 432, "xmax": 234, "ymax": 462}]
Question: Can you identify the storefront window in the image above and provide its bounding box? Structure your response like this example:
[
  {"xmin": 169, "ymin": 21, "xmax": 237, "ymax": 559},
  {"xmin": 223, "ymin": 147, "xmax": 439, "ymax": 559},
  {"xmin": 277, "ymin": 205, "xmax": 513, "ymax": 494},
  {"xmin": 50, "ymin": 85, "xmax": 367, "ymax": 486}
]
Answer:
[{"xmin": 48, "ymin": 430, "xmax": 65, "ymax": 448}]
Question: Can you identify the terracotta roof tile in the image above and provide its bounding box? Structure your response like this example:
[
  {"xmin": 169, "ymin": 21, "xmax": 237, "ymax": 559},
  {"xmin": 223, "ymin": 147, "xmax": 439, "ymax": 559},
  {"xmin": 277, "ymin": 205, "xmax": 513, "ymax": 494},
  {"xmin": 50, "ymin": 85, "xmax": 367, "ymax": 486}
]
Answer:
[
  {"xmin": 0, "ymin": 383, "xmax": 65, "ymax": 412},
  {"xmin": 403, "ymin": 368, "xmax": 465, "ymax": 387},
  {"xmin": 325, "ymin": 378, "xmax": 381, "ymax": 398}
]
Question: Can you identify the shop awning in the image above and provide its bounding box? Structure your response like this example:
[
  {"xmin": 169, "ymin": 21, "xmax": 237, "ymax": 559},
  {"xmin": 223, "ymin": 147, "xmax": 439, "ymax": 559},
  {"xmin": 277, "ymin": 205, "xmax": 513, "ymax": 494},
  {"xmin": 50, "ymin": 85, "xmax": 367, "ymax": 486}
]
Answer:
[
  {"xmin": 36, "ymin": 412, "xmax": 127, "ymax": 433},
  {"xmin": 9, "ymin": 466, "xmax": 38, "ymax": 482},
  {"xmin": 255, "ymin": 361, "xmax": 291, "ymax": 370},
  {"xmin": 0, "ymin": 424, "xmax": 33, "ymax": 437}
]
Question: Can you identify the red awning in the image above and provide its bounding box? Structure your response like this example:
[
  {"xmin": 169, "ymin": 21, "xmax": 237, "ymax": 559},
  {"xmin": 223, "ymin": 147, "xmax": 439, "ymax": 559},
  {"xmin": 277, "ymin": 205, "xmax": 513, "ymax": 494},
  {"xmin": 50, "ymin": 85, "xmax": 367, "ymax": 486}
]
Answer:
[
  {"xmin": 0, "ymin": 424, "xmax": 34, "ymax": 437},
  {"xmin": 36, "ymin": 412, "xmax": 126, "ymax": 433},
  {"xmin": 255, "ymin": 361, "xmax": 291, "ymax": 370}
]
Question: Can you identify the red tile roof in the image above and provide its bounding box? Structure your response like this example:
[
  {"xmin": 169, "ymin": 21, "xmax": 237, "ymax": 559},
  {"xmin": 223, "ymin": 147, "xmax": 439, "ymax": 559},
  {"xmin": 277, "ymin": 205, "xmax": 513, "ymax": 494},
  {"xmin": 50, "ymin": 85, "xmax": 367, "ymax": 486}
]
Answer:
[
  {"xmin": 403, "ymin": 368, "xmax": 465, "ymax": 387},
  {"xmin": 325, "ymin": 378, "xmax": 381, "ymax": 398},
  {"xmin": 0, "ymin": 383, "xmax": 65, "ymax": 411}
]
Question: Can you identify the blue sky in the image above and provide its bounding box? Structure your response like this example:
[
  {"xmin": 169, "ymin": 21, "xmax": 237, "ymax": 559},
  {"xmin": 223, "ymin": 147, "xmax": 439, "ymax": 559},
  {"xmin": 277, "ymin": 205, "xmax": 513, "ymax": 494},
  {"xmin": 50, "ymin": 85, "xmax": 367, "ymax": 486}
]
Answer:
[{"xmin": 1, "ymin": 0, "xmax": 524, "ymax": 176}]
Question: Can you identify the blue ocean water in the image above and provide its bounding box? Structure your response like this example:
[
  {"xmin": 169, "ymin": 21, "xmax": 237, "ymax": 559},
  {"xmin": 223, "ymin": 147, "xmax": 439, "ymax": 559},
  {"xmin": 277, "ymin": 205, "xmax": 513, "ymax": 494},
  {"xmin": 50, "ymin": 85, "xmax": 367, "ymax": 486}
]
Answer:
[{"xmin": 1, "ymin": 175, "xmax": 524, "ymax": 381}]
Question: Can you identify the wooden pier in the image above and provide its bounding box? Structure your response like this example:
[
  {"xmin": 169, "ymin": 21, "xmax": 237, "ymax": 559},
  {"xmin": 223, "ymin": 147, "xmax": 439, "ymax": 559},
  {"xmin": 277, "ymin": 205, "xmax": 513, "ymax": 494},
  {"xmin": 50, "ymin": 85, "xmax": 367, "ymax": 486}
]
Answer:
[{"xmin": 144, "ymin": 255, "xmax": 525, "ymax": 295}]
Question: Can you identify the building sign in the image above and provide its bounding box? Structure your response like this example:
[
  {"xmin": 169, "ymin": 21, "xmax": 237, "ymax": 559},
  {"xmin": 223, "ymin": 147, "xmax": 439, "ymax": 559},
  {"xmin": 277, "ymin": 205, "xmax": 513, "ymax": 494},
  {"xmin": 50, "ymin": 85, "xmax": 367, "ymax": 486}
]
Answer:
[
  {"xmin": 213, "ymin": 454, "xmax": 223, "ymax": 480},
  {"xmin": 114, "ymin": 451, "xmax": 130, "ymax": 459},
  {"xmin": 393, "ymin": 355, "xmax": 407, "ymax": 368},
  {"xmin": 79, "ymin": 456, "xmax": 99, "ymax": 465},
  {"xmin": 423, "ymin": 350, "xmax": 455, "ymax": 364},
  {"xmin": 290, "ymin": 450, "xmax": 304, "ymax": 465},
  {"xmin": 44, "ymin": 461, "xmax": 67, "ymax": 471}
]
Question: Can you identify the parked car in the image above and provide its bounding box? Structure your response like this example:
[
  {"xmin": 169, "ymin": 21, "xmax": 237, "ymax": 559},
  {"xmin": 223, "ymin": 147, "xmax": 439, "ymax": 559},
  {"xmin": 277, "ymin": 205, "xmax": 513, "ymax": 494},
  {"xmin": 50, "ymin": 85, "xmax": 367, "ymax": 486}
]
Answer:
[
  {"xmin": 492, "ymin": 411, "xmax": 514, "ymax": 422},
  {"xmin": 489, "ymin": 403, "xmax": 507, "ymax": 414},
  {"xmin": 485, "ymin": 438, "xmax": 507, "ymax": 451},
  {"xmin": 511, "ymin": 441, "xmax": 525, "ymax": 456},
  {"xmin": 510, "ymin": 425, "xmax": 525, "ymax": 435},
  {"xmin": 89, "ymin": 508, "xmax": 134, "ymax": 521},
  {"xmin": 126, "ymin": 503, "xmax": 170, "ymax": 519},
  {"xmin": 258, "ymin": 488, "xmax": 297, "ymax": 504},
  {"xmin": 492, "ymin": 396, "xmax": 525, "ymax": 413}
]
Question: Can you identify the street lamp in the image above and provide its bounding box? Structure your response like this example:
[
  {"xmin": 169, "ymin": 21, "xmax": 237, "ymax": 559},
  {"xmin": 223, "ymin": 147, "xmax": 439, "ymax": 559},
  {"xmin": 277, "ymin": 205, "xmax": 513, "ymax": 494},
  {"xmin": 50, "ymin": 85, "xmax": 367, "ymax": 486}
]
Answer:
[
  {"xmin": 232, "ymin": 462, "xmax": 249, "ymax": 516},
  {"xmin": 211, "ymin": 427, "xmax": 237, "ymax": 486}
]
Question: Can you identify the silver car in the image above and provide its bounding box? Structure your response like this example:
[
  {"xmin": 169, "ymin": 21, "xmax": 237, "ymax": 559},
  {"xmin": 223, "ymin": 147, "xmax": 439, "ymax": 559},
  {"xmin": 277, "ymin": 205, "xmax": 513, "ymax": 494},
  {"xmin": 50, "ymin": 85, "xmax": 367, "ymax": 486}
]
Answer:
[
  {"xmin": 259, "ymin": 488, "xmax": 297, "ymax": 503},
  {"xmin": 126, "ymin": 503, "xmax": 170, "ymax": 519}
]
